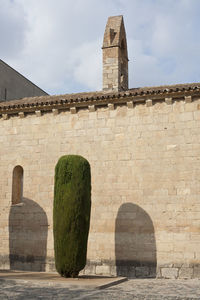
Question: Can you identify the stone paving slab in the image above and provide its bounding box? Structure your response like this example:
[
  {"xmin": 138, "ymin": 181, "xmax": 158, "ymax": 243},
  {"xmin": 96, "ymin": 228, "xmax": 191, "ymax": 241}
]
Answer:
[
  {"xmin": 0, "ymin": 270, "xmax": 127, "ymax": 289},
  {"xmin": 1, "ymin": 273, "xmax": 200, "ymax": 299}
]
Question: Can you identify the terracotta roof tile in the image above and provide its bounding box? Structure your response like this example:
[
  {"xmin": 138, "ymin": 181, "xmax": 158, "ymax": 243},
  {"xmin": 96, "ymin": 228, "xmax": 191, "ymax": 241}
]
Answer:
[{"xmin": 0, "ymin": 82, "xmax": 200, "ymax": 111}]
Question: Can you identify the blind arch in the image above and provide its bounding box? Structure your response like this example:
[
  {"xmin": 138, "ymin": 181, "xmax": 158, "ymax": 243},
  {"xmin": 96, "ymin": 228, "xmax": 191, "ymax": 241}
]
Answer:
[{"xmin": 12, "ymin": 166, "xmax": 23, "ymax": 205}]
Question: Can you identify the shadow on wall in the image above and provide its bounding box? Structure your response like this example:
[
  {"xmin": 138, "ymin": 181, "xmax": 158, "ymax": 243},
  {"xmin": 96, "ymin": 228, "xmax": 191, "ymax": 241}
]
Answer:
[
  {"xmin": 9, "ymin": 198, "xmax": 48, "ymax": 271},
  {"xmin": 115, "ymin": 203, "xmax": 157, "ymax": 278}
]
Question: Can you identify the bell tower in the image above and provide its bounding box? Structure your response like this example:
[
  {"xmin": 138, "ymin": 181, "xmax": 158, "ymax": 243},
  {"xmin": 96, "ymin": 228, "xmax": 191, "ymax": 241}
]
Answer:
[{"xmin": 102, "ymin": 15, "xmax": 129, "ymax": 92}]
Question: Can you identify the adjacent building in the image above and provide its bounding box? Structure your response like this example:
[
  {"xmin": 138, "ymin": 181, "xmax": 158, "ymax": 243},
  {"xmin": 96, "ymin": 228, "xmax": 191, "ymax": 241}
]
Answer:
[{"xmin": 0, "ymin": 59, "xmax": 48, "ymax": 102}]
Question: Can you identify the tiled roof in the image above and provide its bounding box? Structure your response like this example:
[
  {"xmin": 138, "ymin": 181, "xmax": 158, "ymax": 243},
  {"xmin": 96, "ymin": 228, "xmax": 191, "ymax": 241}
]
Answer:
[{"xmin": 0, "ymin": 82, "xmax": 200, "ymax": 113}]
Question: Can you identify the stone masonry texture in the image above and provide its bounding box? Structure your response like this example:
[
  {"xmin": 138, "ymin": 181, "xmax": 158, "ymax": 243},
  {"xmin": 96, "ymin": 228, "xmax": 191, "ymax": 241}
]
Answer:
[{"xmin": 0, "ymin": 95, "xmax": 200, "ymax": 278}]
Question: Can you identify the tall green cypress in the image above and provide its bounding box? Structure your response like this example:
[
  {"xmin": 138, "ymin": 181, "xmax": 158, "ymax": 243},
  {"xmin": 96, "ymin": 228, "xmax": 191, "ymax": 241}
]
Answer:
[{"xmin": 53, "ymin": 155, "xmax": 91, "ymax": 277}]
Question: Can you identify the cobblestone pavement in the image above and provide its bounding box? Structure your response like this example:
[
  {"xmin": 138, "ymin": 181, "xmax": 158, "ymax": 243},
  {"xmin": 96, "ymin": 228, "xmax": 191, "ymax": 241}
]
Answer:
[{"xmin": 0, "ymin": 278, "xmax": 200, "ymax": 300}]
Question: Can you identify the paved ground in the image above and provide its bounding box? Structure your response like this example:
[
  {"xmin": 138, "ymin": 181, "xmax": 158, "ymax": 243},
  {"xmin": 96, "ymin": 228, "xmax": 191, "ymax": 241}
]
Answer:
[
  {"xmin": 0, "ymin": 271, "xmax": 126, "ymax": 290},
  {"xmin": 0, "ymin": 272, "xmax": 200, "ymax": 299}
]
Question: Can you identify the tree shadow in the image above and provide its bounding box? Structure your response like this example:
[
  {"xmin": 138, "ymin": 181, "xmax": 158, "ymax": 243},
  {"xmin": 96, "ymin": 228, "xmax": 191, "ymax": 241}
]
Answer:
[
  {"xmin": 115, "ymin": 203, "xmax": 157, "ymax": 278},
  {"xmin": 9, "ymin": 198, "xmax": 48, "ymax": 271}
]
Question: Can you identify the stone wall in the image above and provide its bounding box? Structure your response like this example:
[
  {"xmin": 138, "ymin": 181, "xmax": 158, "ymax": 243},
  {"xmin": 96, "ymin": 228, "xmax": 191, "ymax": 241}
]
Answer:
[{"xmin": 0, "ymin": 97, "xmax": 200, "ymax": 278}]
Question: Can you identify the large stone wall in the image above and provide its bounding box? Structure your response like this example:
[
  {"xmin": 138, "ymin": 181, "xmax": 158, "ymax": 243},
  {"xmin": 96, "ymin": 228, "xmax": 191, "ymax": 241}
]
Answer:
[{"xmin": 0, "ymin": 97, "xmax": 200, "ymax": 278}]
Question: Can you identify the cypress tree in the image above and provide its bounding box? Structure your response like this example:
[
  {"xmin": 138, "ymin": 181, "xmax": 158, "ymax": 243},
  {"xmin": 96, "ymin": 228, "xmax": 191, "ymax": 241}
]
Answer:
[{"xmin": 53, "ymin": 155, "xmax": 91, "ymax": 277}]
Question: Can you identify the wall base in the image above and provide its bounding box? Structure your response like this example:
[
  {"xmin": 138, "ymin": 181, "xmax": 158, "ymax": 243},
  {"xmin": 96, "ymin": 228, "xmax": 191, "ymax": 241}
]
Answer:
[{"xmin": 0, "ymin": 256, "xmax": 199, "ymax": 279}]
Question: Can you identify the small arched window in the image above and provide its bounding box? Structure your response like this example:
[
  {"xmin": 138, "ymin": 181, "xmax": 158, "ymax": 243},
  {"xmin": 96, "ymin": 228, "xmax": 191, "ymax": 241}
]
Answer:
[{"xmin": 12, "ymin": 166, "xmax": 24, "ymax": 205}]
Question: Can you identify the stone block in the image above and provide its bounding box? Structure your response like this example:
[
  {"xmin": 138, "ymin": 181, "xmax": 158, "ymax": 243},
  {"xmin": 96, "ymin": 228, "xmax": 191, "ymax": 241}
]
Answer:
[
  {"xmin": 110, "ymin": 265, "xmax": 117, "ymax": 276},
  {"xmin": 52, "ymin": 109, "xmax": 59, "ymax": 115},
  {"xmin": 108, "ymin": 103, "xmax": 114, "ymax": 110},
  {"xmin": 156, "ymin": 267, "xmax": 162, "ymax": 278},
  {"xmin": 161, "ymin": 268, "xmax": 178, "ymax": 279},
  {"xmin": 135, "ymin": 266, "xmax": 149, "ymax": 278},
  {"xmin": 35, "ymin": 110, "xmax": 41, "ymax": 117},
  {"xmin": 18, "ymin": 112, "xmax": 25, "ymax": 118},
  {"xmin": 2, "ymin": 114, "xmax": 8, "ymax": 120},
  {"xmin": 193, "ymin": 266, "xmax": 200, "ymax": 278},
  {"xmin": 165, "ymin": 97, "xmax": 173, "ymax": 105},
  {"xmin": 84, "ymin": 264, "xmax": 96, "ymax": 275},
  {"xmin": 179, "ymin": 112, "xmax": 193, "ymax": 121},
  {"xmin": 48, "ymin": 263, "xmax": 56, "ymax": 272},
  {"xmin": 179, "ymin": 267, "xmax": 193, "ymax": 279},
  {"xmin": 115, "ymin": 266, "xmax": 129, "ymax": 277},
  {"xmin": 146, "ymin": 99, "xmax": 152, "ymax": 107},
  {"xmin": 89, "ymin": 105, "xmax": 95, "ymax": 112},
  {"xmin": 127, "ymin": 267, "xmax": 136, "ymax": 278},
  {"xmin": 194, "ymin": 111, "xmax": 200, "ymax": 120},
  {"xmin": 96, "ymin": 265, "xmax": 110, "ymax": 275},
  {"xmin": 149, "ymin": 266, "xmax": 157, "ymax": 278},
  {"xmin": 185, "ymin": 96, "xmax": 192, "ymax": 103},
  {"xmin": 70, "ymin": 107, "xmax": 77, "ymax": 114},
  {"xmin": 127, "ymin": 101, "xmax": 134, "ymax": 109}
]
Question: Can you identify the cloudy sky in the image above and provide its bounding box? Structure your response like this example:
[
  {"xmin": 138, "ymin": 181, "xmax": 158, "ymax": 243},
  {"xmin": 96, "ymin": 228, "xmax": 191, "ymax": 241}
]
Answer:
[{"xmin": 1, "ymin": 0, "xmax": 200, "ymax": 95}]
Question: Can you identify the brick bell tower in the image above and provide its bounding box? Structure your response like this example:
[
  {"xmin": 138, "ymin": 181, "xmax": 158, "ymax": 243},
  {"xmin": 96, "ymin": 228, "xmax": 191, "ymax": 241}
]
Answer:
[{"xmin": 102, "ymin": 15, "xmax": 129, "ymax": 92}]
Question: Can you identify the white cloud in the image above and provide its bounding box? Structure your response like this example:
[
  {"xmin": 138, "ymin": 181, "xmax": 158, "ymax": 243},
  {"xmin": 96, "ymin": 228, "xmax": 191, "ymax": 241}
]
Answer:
[
  {"xmin": 1, "ymin": 0, "xmax": 200, "ymax": 94},
  {"xmin": 72, "ymin": 39, "xmax": 102, "ymax": 91}
]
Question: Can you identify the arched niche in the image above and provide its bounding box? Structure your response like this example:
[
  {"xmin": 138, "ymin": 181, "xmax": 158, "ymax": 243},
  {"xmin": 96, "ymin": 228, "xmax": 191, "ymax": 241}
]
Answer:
[
  {"xmin": 12, "ymin": 165, "xmax": 24, "ymax": 205},
  {"xmin": 115, "ymin": 203, "xmax": 157, "ymax": 277}
]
